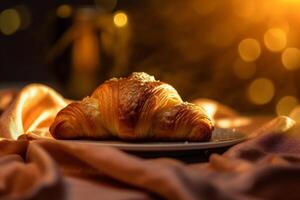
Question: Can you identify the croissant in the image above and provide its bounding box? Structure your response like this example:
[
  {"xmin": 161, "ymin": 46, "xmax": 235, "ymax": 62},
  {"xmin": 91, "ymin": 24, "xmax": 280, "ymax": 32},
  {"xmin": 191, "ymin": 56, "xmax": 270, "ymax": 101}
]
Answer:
[{"xmin": 49, "ymin": 72, "xmax": 214, "ymax": 141}]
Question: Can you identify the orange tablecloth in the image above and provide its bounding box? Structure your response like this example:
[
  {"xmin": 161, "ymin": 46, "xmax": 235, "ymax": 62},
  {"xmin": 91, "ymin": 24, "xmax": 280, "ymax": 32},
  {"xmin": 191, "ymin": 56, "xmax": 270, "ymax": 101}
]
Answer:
[{"xmin": 0, "ymin": 84, "xmax": 299, "ymax": 200}]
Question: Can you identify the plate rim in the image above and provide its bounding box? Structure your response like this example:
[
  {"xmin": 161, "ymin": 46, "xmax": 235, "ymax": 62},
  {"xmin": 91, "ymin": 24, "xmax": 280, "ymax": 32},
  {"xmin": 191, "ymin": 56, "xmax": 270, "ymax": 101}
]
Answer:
[
  {"xmin": 67, "ymin": 138, "xmax": 245, "ymax": 151},
  {"xmin": 30, "ymin": 128, "xmax": 246, "ymax": 151},
  {"xmin": 64, "ymin": 128, "xmax": 246, "ymax": 151}
]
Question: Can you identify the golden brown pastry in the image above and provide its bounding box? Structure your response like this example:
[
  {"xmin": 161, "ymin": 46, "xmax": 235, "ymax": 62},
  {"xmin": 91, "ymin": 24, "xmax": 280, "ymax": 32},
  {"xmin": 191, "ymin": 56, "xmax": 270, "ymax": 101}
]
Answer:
[{"xmin": 49, "ymin": 72, "xmax": 214, "ymax": 141}]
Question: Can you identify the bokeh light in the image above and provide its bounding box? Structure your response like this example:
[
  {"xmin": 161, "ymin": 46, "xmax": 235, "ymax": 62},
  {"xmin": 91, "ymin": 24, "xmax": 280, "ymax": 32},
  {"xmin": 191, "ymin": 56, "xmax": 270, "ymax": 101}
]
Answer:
[
  {"xmin": 3, "ymin": 0, "xmax": 300, "ymax": 116},
  {"xmin": 264, "ymin": 28, "xmax": 287, "ymax": 52},
  {"xmin": 248, "ymin": 78, "xmax": 275, "ymax": 105},
  {"xmin": 281, "ymin": 48, "xmax": 300, "ymax": 70},
  {"xmin": 267, "ymin": 19, "xmax": 290, "ymax": 35},
  {"xmin": 276, "ymin": 96, "xmax": 298, "ymax": 116},
  {"xmin": 113, "ymin": 11, "xmax": 128, "ymax": 27},
  {"xmin": 0, "ymin": 9, "xmax": 21, "ymax": 35},
  {"xmin": 56, "ymin": 4, "xmax": 72, "ymax": 18},
  {"xmin": 238, "ymin": 38, "xmax": 261, "ymax": 62},
  {"xmin": 233, "ymin": 59, "xmax": 256, "ymax": 79}
]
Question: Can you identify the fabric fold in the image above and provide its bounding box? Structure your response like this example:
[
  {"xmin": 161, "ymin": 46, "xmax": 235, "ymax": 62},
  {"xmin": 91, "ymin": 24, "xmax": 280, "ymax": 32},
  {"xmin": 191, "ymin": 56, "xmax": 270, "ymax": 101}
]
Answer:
[
  {"xmin": 0, "ymin": 85, "xmax": 300, "ymax": 199},
  {"xmin": 0, "ymin": 84, "xmax": 69, "ymax": 139},
  {"xmin": 0, "ymin": 139, "xmax": 64, "ymax": 200}
]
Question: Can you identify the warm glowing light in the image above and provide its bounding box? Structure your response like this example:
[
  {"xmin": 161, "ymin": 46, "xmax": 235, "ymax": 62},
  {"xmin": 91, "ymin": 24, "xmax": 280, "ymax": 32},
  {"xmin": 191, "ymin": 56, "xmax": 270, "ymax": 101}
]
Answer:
[
  {"xmin": 193, "ymin": 98, "xmax": 238, "ymax": 120},
  {"xmin": 284, "ymin": 0, "xmax": 300, "ymax": 4},
  {"xmin": 238, "ymin": 38, "xmax": 261, "ymax": 62},
  {"xmin": 200, "ymin": 102, "xmax": 217, "ymax": 119},
  {"xmin": 210, "ymin": 23, "xmax": 235, "ymax": 47},
  {"xmin": 233, "ymin": 0, "xmax": 267, "ymax": 22},
  {"xmin": 282, "ymin": 48, "xmax": 300, "ymax": 70},
  {"xmin": 290, "ymin": 107, "xmax": 300, "ymax": 122},
  {"xmin": 248, "ymin": 78, "xmax": 275, "ymax": 105},
  {"xmin": 264, "ymin": 28, "xmax": 287, "ymax": 52},
  {"xmin": 193, "ymin": 0, "xmax": 217, "ymax": 15},
  {"xmin": 276, "ymin": 96, "xmax": 298, "ymax": 116},
  {"xmin": 233, "ymin": 0, "xmax": 255, "ymax": 19},
  {"xmin": 0, "ymin": 92, "xmax": 13, "ymax": 109},
  {"xmin": 56, "ymin": 4, "xmax": 72, "ymax": 18},
  {"xmin": 216, "ymin": 117, "xmax": 251, "ymax": 128},
  {"xmin": 72, "ymin": 28, "xmax": 100, "ymax": 71},
  {"xmin": 0, "ymin": 9, "xmax": 21, "ymax": 35},
  {"xmin": 113, "ymin": 11, "xmax": 128, "ymax": 27},
  {"xmin": 267, "ymin": 20, "xmax": 290, "ymax": 35},
  {"xmin": 233, "ymin": 59, "xmax": 256, "ymax": 79}
]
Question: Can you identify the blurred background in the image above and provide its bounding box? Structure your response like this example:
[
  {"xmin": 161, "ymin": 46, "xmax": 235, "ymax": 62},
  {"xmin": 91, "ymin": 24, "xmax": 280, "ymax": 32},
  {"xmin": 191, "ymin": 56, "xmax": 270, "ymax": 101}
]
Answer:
[{"xmin": 0, "ymin": 0, "xmax": 300, "ymax": 116}]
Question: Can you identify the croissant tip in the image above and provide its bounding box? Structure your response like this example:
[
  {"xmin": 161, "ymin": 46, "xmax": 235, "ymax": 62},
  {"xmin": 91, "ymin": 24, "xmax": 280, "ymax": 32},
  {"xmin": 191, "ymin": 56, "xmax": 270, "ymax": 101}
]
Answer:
[
  {"xmin": 51, "ymin": 120, "xmax": 81, "ymax": 139},
  {"xmin": 191, "ymin": 125, "xmax": 214, "ymax": 142},
  {"xmin": 49, "ymin": 121, "xmax": 63, "ymax": 139}
]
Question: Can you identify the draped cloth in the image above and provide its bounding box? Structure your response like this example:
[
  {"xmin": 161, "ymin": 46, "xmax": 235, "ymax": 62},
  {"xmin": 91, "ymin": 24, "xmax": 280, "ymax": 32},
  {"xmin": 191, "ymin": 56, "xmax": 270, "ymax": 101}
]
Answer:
[{"xmin": 0, "ymin": 84, "xmax": 300, "ymax": 200}]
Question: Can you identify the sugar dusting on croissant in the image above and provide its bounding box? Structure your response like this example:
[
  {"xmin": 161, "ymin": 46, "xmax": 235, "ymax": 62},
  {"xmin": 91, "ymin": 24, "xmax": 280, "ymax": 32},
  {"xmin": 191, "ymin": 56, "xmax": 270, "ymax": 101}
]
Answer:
[{"xmin": 50, "ymin": 72, "xmax": 214, "ymax": 141}]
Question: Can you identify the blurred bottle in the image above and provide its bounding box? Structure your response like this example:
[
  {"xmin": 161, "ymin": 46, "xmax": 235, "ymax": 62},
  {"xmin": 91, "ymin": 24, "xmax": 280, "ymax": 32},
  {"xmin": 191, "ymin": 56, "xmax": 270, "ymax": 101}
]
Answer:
[
  {"xmin": 48, "ymin": 5, "xmax": 130, "ymax": 99},
  {"xmin": 70, "ymin": 8, "xmax": 100, "ymax": 99}
]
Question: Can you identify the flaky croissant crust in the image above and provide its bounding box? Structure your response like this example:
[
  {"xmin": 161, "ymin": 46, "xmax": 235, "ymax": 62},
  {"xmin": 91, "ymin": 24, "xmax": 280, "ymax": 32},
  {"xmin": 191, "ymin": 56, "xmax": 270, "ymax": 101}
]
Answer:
[{"xmin": 50, "ymin": 72, "xmax": 214, "ymax": 141}]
